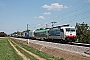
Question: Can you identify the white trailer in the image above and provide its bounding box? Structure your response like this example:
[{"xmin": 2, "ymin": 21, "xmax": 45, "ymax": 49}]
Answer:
[{"xmin": 29, "ymin": 30, "xmax": 35, "ymax": 39}]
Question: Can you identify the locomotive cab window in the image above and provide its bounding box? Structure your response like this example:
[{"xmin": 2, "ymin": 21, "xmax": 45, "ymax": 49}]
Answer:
[
  {"xmin": 66, "ymin": 28, "xmax": 75, "ymax": 32},
  {"xmin": 71, "ymin": 28, "xmax": 75, "ymax": 32}
]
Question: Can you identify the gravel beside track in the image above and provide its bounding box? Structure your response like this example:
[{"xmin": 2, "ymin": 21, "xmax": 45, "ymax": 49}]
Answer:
[{"xmin": 30, "ymin": 40, "xmax": 90, "ymax": 57}]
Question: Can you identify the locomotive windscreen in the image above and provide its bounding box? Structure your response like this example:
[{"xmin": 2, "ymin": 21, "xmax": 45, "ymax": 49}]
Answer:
[{"xmin": 66, "ymin": 28, "xmax": 75, "ymax": 32}]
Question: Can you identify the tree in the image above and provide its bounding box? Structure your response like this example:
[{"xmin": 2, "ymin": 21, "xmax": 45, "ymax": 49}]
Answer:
[
  {"xmin": 0, "ymin": 32, "xmax": 7, "ymax": 37},
  {"xmin": 36, "ymin": 28, "xmax": 44, "ymax": 30},
  {"xmin": 12, "ymin": 31, "xmax": 18, "ymax": 35},
  {"xmin": 23, "ymin": 30, "xmax": 30, "ymax": 32},
  {"xmin": 76, "ymin": 22, "xmax": 90, "ymax": 43},
  {"xmin": 40, "ymin": 28, "xmax": 44, "ymax": 30}
]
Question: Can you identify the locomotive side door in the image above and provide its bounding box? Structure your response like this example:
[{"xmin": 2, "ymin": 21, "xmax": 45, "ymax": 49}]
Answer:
[{"xmin": 60, "ymin": 29, "xmax": 64, "ymax": 40}]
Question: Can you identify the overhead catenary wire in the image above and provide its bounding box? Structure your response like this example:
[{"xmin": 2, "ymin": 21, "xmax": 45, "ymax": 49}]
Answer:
[
  {"xmin": 58, "ymin": 3, "xmax": 90, "ymax": 19},
  {"xmin": 49, "ymin": 3, "xmax": 90, "ymax": 24},
  {"xmin": 60, "ymin": 11, "xmax": 90, "ymax": 21}
]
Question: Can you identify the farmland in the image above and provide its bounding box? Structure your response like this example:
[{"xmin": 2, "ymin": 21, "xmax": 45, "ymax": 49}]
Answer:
[{"xmin": 0, "ymin": 38, "xmax": 22, "ymax": 60}]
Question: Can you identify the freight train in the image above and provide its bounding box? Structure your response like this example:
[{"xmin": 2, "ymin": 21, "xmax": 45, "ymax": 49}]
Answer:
[
  {"xmin": 34, "ymin": 25, "xmax": 76, "ymax": 42},
  {"xmin": 12, "ymin": 25, "xmax": 76, "ymax": 42}
]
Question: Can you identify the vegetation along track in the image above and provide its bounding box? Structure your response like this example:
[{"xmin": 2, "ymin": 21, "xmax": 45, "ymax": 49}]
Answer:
[
  {"xmin": 0, "ymin": 38, "xmax": 23, "ymax": 60},
  {"xmin": 9, "ymin": 38, "xmax": 63, "ymax": 60},
  {"xmin": 8, "ymin": 40, "xmax": 30, "ymax": 60},
  {"xmin": 9, "ymin": 39, "xmax": 46, "ymax": 60}
]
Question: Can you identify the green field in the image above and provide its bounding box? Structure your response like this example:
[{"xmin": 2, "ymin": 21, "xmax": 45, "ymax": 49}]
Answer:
[{"xmin": 0, "ymin": 38, "xmax": 22, "ymax": 60}]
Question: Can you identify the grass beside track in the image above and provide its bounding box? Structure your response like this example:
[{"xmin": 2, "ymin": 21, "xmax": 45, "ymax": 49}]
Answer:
[
  {"xmin": 10, "ymin": 40, "xmax": 37, "ymax": 60},
  {"xmin": 11, "ymin": 38, "xmax": 64, "ymax": 60},
  {"xmin": 0, "ymin": 38, "xmax": 22, "ymax": 60}
]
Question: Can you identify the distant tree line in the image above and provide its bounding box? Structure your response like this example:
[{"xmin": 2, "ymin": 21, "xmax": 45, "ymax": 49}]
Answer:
[
  {"xmin": 12, "ymin": 30, "xmax": 30, "ymax": 35},
  {"xmin": 76, "ymin": 22, "xmax": 90, "ymax": 43},
  {"xmin": 0, "ymin": 32, "xmax": 7, "ymax": 37}
]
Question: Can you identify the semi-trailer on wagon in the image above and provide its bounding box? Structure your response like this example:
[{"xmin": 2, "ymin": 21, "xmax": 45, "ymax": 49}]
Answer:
[{"xmin": 34, "ymin": 29, "xmax": 49, "ymax": 40}]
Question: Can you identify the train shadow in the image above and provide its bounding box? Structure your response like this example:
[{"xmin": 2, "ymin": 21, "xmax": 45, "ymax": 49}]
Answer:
[{"xmin": 33, "ymin": 39, "xmax": 68, "ymax": 44}]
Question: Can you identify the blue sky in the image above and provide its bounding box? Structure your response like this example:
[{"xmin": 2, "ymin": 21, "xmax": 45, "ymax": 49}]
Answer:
[{"xmin": 0, "ymin": 0, "xmax": 90, "ymax": 34}]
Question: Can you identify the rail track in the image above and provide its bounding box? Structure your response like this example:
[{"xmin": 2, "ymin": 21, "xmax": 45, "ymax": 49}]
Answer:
[
  {"xmin": 68, "ymin": 42, "xmax": 90, "ymax": 47},
  {"xmin": 16, "ymin": 37, "xmax": 90, "ymax": 47}
]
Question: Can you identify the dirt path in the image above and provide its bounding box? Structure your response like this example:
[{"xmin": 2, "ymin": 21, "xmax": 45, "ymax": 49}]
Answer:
[
  {"xmin": 10, "ymin": 39, "xmax": 45, "ymax": 60},
  {"xmin": 8, "ymin": 40, "xmax": 30, "ymax": 60}
]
